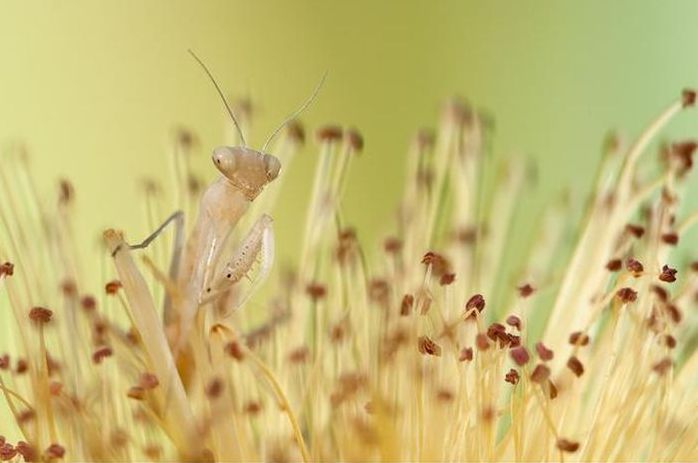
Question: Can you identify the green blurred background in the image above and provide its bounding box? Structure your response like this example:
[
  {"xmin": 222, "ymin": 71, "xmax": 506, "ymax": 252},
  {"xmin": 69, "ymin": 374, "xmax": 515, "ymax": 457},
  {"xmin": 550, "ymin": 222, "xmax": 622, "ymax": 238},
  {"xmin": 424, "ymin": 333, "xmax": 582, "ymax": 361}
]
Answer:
[
  {"xmin": 1, "ymin": 0, "xmax": 698, "ymax": 269},
  {"xmin": 2, "ymin": 0, "xmax": 698, "ymax": 440}
]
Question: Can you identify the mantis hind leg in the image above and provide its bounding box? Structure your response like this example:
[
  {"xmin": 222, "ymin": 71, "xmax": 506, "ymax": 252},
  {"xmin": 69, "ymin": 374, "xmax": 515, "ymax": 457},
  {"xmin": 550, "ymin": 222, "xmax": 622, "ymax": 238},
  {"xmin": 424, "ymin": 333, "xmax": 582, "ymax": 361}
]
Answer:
[{"xmin": 112, "ymin": 210, "xmax": 185, "ymax": 323}]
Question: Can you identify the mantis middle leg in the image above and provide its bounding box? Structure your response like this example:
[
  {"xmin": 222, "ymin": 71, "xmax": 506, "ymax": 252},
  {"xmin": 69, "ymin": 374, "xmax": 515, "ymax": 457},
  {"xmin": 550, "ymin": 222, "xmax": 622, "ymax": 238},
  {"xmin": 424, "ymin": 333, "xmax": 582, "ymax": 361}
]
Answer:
[{"xmin": 112, "ymin": 210, "xmax": 185, "ymax": 323}]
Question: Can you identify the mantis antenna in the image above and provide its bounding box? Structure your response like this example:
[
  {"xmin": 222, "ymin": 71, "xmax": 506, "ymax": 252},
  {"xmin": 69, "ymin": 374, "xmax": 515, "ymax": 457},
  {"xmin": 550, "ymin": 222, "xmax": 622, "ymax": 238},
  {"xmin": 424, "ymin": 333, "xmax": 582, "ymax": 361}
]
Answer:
[
  {"xmin": 261, "ymin": 71, "xmax": 327, "ymax": 152},
  {"xmin": 188, "ymin": 49, "xmax": 247, "ymax": 146}
]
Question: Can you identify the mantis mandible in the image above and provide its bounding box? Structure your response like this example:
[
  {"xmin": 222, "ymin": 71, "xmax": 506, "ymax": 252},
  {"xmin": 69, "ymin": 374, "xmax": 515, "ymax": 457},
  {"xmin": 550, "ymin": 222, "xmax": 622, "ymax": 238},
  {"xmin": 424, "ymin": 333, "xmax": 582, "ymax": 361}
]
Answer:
[{"xmin": 112, "ymin": 50, "xmax": 324, "ymax": 350}]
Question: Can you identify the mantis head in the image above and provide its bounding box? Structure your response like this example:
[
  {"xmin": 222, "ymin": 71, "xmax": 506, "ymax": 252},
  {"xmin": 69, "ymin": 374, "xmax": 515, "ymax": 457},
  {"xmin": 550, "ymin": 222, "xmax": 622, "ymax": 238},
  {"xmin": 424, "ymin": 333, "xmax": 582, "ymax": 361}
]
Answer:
[
  {"xmin": 188, "ymin": 49, "xmax": 322, "ymax": 200},
  {"xmin": 212, "ymin": 146, "xmax": 281, "ymax": 200}
]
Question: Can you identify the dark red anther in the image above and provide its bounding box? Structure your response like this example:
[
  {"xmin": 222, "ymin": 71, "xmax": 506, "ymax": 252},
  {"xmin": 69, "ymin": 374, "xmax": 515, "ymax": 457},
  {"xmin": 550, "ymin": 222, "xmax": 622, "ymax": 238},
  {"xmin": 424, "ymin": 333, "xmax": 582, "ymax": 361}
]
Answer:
[
  {"xmin": 58, "ymin": 179, "xmax": 74, "ymax": 204},
  {"xmin": 0, "ymin": 443, "xmax": 17, "ymax": 461},
  {"xmin": 510, "ymin": 346, "xmax": 530, "ymax": 366},
  {"xmin": 45, "ymin": 443, "xmax": 65, "ymax": 459},
  {"xmin": 329, "ymin": 322, "xmax": 346, "ymax": 343},
  {"xmin": 337, "ymin": 228, "xmax": 356, "ymax": 242},
  {"xmin": 504, "ymin": 368, "xmax": 520, "ymax": 385},
  {"xmin": 206, "ymin": 378, "xmax": 224, "ymax": 399},
  {"xmin": 417, "ymin": 336, "xmax": 442, "ymax": 357},
  {"xmin": 80, "ymin": 295, "xmax": 97, "ymax": 311},
  {"xmin": 605, "ymin": 259, "xmax": 622, "ymax": 272},
  {"xmin": 442, "ymin": 97, "xmax": 472, "ymax": 125},
  {"xmin": 517, "ymin": 284, "xmax": 535, "ymax": 298},
  {"xmin": 49, "ymin": 381, "xmax": 63, "ymax": 396},
  {"xmin": 506, "ymin": 315, "xmax": 522, "ymax": 331},
  {"xmin": 651, "ymin": 285, "xmax": 669, "ymax": 301},
  {"xmin": 384, "ymin": 237, "xmax": 403, "ymax": 254},
  {"xmin": 625, "ymin": 224, "xmax": 645, "ymax": 238},
  {"xmin": 17, "ymin": 409, "xmax": 35, "ymax": 424},
  {"xmin": 557, "ymin": 439, "xmax": 580, "ymax": 453},
  {"xmin": 535, "ymin": 342, "xmax": 554, "ymax": 361},
  {"xmin": 345, "ymin": 128, "xmax": 364, "ymax": 152},
  {"xmin": 288, "ymin": 346, "xmax": 309, "ymax": 364},
  {"xmin": 400, "ymin": 294, "xmax": 414, "ymax": 316},
  {"xmin": 335, "ymin": 229, "xmax": 358, "ymax": 265},
  {"xmin": 15, "ymin": 441, "xmax": 36, "ymax": 461},
  {"xmin": 138, "ymin": 372, "xmax": 159, "ymax": 390},
  {"xmin": 414, "ymin": 128, "xmax": 435, "ymax": 152},
  {"xmin": 664, "ymin": 334, "xmax": 677, "ymax": 349},
  {"xmin": 569, "ymin": 332, "xmax": 590, "ymax": 346},
  {"xmin": 0, "ymin": 354, "xmax": 8, "ymax": 370},
  {"xmin": 225, "ymin": 341, "xmax": 245, "ymax": 361},
  {"xmin": 439, "ymin": 273, "xmax": 456, "ymax": 286},
  {"xmin": 459, "ymin": 347, "xmax": 473, "ymax": 362},
  {"xmin": 682, "ymin": 88, "xmax": 696, "ymax": 108},
  {"xmin": 548, "ymin": 380, "xmax": 559, "ymax": 399},
  {"xmin": 481, "ymin": 405, "xmax": 495, "ymax": 422},
  {"xmin": 661, "ymin": 188, "xmax": 677, "ymax": 205},
  {"xmin": 0, "ymin": 262, "xmax": 13, "ymax": 278},
  {"xmin": 368, "ymin": 279, "xmax": 390, "ymax": 306},
  {"xmin": 486, "ymin": 323, "xmax": 506, "ymax": 342},
  {"xmin": 421, "ymin": 252, "xmax": 450, "ymax": 277},
  {"xmin": 286, "ymin": 120, "xmax": 305, "ymax": 145},
  {"xmin": 455, "ymin": 226, "xmax": 477, "ymax": 245},
  {"xmin": 92, "ymin": 319, "xmax": 108, "ymax": 342},
  {"xmin": 604, "ymin": 131, "xmax": 620, "ymax": 153},
  {"xmin": 16, "ymin": 358, "xmax": 28, "ymax": 374},
  {"xmin": 616, "ymin": 287, "xmax": 638, "ymax": 303},
  {"xmin": 92, "ymin": 346, "xmax": 113, "ymax": 364},
  {"xmin": 142, "ymin": 178, "xmax": 161, "ymax": 195},
  {"xmin": 143, "ymin": 445, "xmax": 162, "ymax": 460},
  {"xmin": 626, "ymin": 258, "xmax": 644, "ymax": 275},
  {"xmin": 105, "ymin": 280, "xmax": 122, "ymax": 295},
  {"xmin": 665, "ymin": 304, "xmax": 683, "ymax": 324},
  {"xmin": 176, "ymin": 127, "xmax": 196, "ymax": 149},
  {"xmin": 659, "ymin": 265, "xmax": 678, "ymax": 283},
  {"xmin": 244, "ymin": 401, "xmax": 262, "ymax": 415},
  {"xmin": 464, "ymin": 294, "xmax": 486, "ymax": 320},
  {"xmin": 316, "ymin": 125, "xmax": 343, "ymax": 143},
  {"xmin": 672, "ymin": 141, "xmax": 697, "ymax": 175},
  {"xmin": 475, "ymin": 333, "xmax": 490, "ymax": 351},
  {"xmin": 530, "ymin": 364, "xmax": 551, "ymax": 384},
  {"xmin": 507, "ymin": 334, "xmax": 521, "ymax": 347},
  {"xmin": 29, "ymin": 307, "xmax": 53, "ymax": 324},
  {"xmin": 652, "ymin": 357, "xmax": 673, "ymax": 375},
  {"xmin": 436, "ymin": 389, "xmax": 454, "ymax": 402},
  {"xmin": 46, "ymin": 355, "xmax": 60, "ymax": 376},
  {"xmin": 567, "ymin": 356, "xmax": 584, "ymax": 377},
  {"xmin": 60, "ymin": 279, "xmax": 77, "ymax": 297},
  {"xmin": 305, "ymin": 282, "xmax": 327, "ymax": 301},
  {"xmin": 127, "ymin": 386, "xmax": 145, "ymax": 400},
  {"xmin": 661, "ymin": 233, "xmax": 679, "ymax": 245}
]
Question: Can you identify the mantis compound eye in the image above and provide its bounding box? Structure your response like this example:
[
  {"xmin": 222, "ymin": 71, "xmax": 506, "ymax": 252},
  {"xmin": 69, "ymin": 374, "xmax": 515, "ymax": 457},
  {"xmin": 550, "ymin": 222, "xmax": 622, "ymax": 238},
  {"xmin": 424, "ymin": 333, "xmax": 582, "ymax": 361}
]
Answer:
[
  {"xmin": 263, "ymin": 154, "xmax": 281, "ymax": 181},
  {"xmin": 212, "ymin": 146, "xmax": 237, "ymax": 176}
]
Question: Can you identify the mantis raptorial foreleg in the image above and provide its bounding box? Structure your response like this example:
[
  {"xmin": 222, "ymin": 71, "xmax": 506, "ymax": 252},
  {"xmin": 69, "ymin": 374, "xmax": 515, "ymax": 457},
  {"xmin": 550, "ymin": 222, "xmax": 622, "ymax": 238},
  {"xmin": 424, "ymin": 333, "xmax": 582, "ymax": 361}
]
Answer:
[
  {"xmin": 202, "ymin": 214, "xmax": 274, "ymax": 314},
  {"xmin": 170, "ymin": 213, "xmax": 273, "ymax": 366}
]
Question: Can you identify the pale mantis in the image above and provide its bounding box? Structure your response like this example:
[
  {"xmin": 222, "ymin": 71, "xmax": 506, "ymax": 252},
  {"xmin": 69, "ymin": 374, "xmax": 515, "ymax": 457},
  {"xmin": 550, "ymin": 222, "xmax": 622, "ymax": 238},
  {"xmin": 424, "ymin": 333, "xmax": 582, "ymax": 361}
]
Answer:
[{"xmin": 112, "ymin": 50, "xmax": 324, "ymax": 350}]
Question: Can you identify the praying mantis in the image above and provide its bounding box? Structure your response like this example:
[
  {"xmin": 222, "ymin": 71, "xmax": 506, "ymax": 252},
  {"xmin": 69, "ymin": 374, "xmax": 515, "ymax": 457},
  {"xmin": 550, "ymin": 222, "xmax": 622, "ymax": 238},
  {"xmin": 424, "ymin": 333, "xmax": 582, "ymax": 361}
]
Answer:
[{"xmin": 112, "ymin": 50, "xmax": 324, "ymax": 349}]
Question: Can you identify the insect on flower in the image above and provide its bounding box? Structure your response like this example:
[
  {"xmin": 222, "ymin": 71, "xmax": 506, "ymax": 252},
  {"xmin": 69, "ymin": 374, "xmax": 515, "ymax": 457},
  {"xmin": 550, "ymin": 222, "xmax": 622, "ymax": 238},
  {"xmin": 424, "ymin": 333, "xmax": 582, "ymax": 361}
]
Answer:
[
  {"xmin": 110, "ymin": 50, "xmax": 325, "ymax": 350},
  {"xmin": 3, "ymin": 51, "xmax": 698, "ymax": 461}
]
